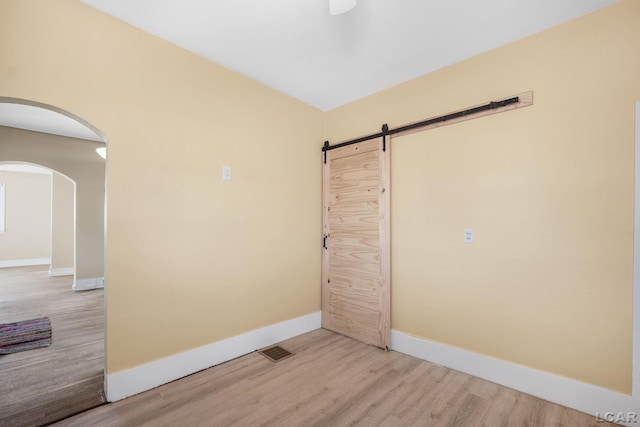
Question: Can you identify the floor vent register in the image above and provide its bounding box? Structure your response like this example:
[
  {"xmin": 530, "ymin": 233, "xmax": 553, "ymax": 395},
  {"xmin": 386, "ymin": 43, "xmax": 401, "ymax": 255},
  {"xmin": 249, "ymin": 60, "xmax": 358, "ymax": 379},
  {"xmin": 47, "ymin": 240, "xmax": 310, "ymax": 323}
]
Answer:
[{"xmin": 258, "ymin": 345, "xmax": 294, "ymax": 362}]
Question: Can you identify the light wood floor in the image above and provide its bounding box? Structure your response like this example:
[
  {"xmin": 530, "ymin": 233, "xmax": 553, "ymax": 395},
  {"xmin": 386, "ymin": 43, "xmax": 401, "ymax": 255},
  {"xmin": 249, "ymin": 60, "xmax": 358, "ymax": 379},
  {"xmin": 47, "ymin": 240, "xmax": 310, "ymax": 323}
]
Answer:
[
  {"xmin": 0, "ymin": 266, "xmax": 105, "ymax": 427},
  {"xmin": 54, "ymin": 328, "xmax": 615, "ymax": 427}
]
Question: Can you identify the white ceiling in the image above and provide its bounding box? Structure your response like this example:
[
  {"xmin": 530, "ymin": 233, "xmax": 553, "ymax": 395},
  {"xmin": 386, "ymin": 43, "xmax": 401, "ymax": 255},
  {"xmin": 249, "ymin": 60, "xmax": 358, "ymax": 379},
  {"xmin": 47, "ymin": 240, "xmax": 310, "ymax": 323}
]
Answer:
[{"xmin": 81, "ymin": 0, "xmax": 618, "ymax": 111}]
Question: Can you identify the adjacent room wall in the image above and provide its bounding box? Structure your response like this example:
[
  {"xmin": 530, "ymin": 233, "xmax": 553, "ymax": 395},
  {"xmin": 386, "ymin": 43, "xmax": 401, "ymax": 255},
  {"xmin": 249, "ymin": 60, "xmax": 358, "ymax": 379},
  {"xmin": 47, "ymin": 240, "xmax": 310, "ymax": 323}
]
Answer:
[
  {"xmin": 0, "ymin": 0, "xmax": 323, "ymax": 377},
  {"xmin": 0, "ymin": 170, "xmax": 51, "ymax": 263},
  {"xmin": 50, "ymin": 171, "xmax": 75, "ymax": 275},
  {"xmin": 325, "ymin": 0, "xmax": 639, "ymax": 394},
  {"xmin": 0, "ymin": 127, "xmax": 106, "ymax": 282}
]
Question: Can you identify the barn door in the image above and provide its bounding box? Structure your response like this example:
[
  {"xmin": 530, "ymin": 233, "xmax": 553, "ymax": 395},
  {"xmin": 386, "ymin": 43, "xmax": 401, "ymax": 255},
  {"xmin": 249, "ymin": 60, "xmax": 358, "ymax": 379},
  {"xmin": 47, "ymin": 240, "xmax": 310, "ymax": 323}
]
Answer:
[{"xmin": 322, "ymin": 137, "xmax": 390, "ymax": 349}]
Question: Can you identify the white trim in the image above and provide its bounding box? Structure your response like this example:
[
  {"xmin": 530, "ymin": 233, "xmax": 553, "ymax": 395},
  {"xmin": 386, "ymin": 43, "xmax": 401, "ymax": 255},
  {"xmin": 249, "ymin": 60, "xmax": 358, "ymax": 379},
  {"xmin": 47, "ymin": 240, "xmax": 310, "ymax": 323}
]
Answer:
[
  {"xmin": 48, "ymin": 267, "xmax": 75, "ymax": 276},
  {"xmin": 0, "ymin": 182, "xmax": 5, "ymax": 233},
  {"xmin": 633, "ymin": 100, "xmax": 640, "ymax": 398},
  {"xmin": 0, "ymin": 257, "xmax": 51, "ymax": 268},
  {"xmin": 73, "ymin": 276, "xmax": 104, "ymax": 291},
  {"xmin": 391, "ymin": 331, "xmax": 640, "ymax": 426},
  {"xmin": 105, "ymin": 311, "xmax": 322, "ymax": 402}
]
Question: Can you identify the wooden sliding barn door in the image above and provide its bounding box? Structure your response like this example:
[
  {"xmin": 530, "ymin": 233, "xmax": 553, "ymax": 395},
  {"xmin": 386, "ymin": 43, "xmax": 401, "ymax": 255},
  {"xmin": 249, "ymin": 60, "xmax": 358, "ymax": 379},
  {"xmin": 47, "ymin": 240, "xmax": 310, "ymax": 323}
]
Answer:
[{"xmin": 322, "ymin": 137, "xmax": 391, "ymax": 349}]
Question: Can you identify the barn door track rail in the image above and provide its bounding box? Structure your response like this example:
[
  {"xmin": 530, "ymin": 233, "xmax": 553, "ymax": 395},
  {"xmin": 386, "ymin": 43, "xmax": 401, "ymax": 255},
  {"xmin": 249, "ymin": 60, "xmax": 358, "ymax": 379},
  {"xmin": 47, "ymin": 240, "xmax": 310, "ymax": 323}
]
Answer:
[{"xmin": 322, "ymin": 91, "xmax": 533, "ymax": 163}]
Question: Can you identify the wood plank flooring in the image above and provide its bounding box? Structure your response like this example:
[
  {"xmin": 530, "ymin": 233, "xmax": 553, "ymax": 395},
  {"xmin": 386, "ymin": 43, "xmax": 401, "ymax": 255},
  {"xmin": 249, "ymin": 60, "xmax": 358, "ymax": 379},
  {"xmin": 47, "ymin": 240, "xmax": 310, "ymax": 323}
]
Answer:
[
  {"xmin": 0, "ymin": 266, "xmax": 105, "ymax": 427},
  {"xmin": 54, "ymin": 329, "xmax": 615, "ymax": 427}
]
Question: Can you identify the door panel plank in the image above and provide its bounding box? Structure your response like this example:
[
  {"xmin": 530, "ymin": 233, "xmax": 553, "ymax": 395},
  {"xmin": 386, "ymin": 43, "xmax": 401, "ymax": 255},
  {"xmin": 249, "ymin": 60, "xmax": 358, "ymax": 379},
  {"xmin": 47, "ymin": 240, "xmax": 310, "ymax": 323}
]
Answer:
[
  {"xmin": 329, "ymin": 139, "xmax": 380, "ymax": 159},
  {"xmin": 330, "ymin": 247, "xmax": 379, "ymax": 265},
  {"xmin": 330, "ymin": 265, "xmax": 379, "ymax": 282}
]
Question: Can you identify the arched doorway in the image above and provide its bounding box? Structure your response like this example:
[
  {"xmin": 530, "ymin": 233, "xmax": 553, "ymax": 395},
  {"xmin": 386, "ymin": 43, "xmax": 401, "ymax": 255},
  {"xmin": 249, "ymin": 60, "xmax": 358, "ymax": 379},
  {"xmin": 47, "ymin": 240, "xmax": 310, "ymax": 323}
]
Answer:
[
  {"xmin": 0, "ymin": 97, "xmax": 107, "ymax": 289},
  {"xmin": 0, "ymin": 98, "xmax": 107, "ymax": 426}
]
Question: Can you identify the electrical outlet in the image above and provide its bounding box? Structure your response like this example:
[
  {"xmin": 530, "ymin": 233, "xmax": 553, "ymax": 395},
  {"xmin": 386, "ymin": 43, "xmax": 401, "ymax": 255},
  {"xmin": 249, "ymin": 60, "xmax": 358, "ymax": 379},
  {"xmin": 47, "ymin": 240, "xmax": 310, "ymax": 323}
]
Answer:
[{"xmin": 464, "ymin": 228, "xmax": 474, "ymax": 243}]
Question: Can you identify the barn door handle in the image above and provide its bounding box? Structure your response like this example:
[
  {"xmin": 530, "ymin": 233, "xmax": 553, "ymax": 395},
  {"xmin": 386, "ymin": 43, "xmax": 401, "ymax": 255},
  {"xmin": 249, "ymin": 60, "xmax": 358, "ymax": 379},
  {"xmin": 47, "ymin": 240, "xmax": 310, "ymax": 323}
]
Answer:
[{"xmin": 323, "ymin": 234, "xmax": 328, "ymax": 250}]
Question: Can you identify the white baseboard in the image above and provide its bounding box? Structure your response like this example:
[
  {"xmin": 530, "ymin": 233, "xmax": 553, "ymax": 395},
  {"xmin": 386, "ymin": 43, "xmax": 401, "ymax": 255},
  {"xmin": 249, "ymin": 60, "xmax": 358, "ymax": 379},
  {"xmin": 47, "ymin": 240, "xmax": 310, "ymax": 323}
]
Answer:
[
  {"xmin": 0, "ymin": 258, "xmax": 51, "ymax": 268},
  {"xmin": 391, "ymin": 330, "xmax": 640, "ymax": 427},
  {"xmin": 73, "ymin": 276, "xmax": 104, "ymax": 291},
  {"xmin": 49, "ymin": 267, "xmax": 75, "ymax": 276},
  {"xmin": 105, "ymin": 311, "xmax": 322, "ymax": 402}
]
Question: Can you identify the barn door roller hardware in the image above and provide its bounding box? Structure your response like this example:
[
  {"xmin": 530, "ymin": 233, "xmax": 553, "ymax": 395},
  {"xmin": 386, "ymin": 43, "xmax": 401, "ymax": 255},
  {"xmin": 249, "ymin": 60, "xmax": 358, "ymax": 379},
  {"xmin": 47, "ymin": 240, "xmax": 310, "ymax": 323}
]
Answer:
[{"xmin": 382, "ymin": 123, "xmax": 389, "ymax": 152}]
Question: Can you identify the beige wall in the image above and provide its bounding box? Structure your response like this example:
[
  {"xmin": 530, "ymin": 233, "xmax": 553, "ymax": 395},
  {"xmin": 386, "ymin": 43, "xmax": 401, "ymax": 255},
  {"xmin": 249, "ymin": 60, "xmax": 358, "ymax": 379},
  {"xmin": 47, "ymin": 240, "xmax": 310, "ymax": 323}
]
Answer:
[
  {"xmin": 51, "ymin": 172, "xmax": 75, "ymax": 272},
  {"xmin": 0, "ymin": 127, "xmax": 105, "ymax": 280},
  {"xmin": 0, "ymin": 170, "xmax": 51, "ymax": 261},
  {"xmin": 326, "ymin": 0, "xmax": 638, "ymax": 394},
  {"xmin": 0, "ymin": 0, "xmax": 323, "ymax": 373}
]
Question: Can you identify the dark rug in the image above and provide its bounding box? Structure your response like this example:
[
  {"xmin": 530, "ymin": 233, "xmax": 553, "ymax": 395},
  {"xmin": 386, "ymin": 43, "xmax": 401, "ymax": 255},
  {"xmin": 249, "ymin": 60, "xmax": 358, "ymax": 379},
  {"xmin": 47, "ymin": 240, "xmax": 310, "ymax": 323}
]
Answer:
[{"xmin": 0, "ymin": 317, "xmax": 52, "ymax": 354}]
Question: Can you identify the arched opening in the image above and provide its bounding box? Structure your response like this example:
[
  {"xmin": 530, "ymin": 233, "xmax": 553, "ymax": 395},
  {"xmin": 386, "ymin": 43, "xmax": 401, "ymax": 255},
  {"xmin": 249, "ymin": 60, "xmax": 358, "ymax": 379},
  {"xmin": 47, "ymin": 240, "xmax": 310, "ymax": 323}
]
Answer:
[
  {"xmin": 0, "ymin": 98, "xmax": 107, "ymax": 425},
  {"xmin": 0, "ymin": 97, "xmax": 107, "ymax": 143},
  {"xmin": 0, "ymin": 98, "xmax": 107, "ymax": 288}
]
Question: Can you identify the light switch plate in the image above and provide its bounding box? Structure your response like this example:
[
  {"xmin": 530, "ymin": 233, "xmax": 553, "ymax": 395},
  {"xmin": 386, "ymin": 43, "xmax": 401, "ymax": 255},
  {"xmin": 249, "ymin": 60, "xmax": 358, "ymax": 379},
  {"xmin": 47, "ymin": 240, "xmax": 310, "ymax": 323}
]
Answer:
[{"xmin": 222, "ymin": 166, "xmax": 231, "ymax": 181}]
